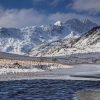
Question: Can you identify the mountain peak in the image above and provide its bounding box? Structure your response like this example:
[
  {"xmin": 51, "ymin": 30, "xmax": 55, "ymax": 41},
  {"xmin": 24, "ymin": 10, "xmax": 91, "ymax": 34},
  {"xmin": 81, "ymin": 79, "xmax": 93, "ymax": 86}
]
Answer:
[
  {"xmin": 82, "ymin": 19, "xmax": 95, "ymax": 24},
  {"xmin": 0, "ymin": 18, "xmax": 98, "ymax": 55},
  {"xmin": 54, "ymin": 21, "xmax": 62, "ymax": 26},
  {"xmin": 65, "ymin": 18, "xmax": 81, "ymax": 23}
]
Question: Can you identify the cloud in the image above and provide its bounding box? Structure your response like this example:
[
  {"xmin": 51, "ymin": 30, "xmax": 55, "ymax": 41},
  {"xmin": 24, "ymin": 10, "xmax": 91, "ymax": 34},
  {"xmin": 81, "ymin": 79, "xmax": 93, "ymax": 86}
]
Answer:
[
  {"xmin": 71, "ymin": 0, "xmax": 100, "ymax": 14},
  {"xmin": 0, "ymin": 8, "xmax": 47, "ymax": 28},
  {"xmin": 48, "ymin": 12, "xmax": 99, "ymax": 24},
  {"xmin": 0, "ymin": 8, "xmax": 99, "ymax": 28}
]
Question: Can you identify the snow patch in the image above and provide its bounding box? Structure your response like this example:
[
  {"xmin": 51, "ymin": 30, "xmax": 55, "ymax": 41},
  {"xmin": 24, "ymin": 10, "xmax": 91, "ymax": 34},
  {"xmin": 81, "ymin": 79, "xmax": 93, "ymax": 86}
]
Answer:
[
  {"xmin": 54, "ymin": 21, "xmax": 62, "ymax": 26},
  {"xmin": 0, "ymin": 68, "xmax": 44, "ymax": 75}
]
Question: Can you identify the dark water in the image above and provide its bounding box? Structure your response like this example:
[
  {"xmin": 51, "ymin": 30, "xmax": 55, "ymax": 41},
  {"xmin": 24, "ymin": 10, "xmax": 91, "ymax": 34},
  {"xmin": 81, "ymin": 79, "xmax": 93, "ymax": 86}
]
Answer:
[{"xmin": 0, "ymin": 80, "xmax": 100, "ymax": 100}]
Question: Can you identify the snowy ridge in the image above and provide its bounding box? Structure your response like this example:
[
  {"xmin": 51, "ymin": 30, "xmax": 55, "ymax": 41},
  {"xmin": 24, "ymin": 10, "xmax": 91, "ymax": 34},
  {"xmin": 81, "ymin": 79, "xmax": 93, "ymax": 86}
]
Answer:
[
  {"xmin": 0, "ymin": 18, "xmax": 97, "ymax": 55},
  {"xmin": 30, "ymin": 26, "xmax": 100, "ymax": 57},
  {"xmin": 29, "ymin": 38, "xmax": 77, "ymax": 56}
]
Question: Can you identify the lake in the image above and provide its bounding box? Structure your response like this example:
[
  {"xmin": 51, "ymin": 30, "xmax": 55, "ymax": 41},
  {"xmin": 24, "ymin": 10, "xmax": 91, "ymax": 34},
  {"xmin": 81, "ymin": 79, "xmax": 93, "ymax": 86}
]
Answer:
[{"xmin": 0, "ymin": 80, "xmax": 100, "ymax": 100}]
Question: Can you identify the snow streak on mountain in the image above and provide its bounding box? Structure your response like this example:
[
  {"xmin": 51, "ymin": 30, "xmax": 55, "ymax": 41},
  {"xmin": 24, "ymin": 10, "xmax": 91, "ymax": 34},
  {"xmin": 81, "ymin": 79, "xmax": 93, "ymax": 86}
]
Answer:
[
  {"xmin": 0, "ymin": 19, "xmax": 97, "ymax": 55},
  {"xmin": 30, "ymin": 26, "xmax": 100, "ymax": 57}
]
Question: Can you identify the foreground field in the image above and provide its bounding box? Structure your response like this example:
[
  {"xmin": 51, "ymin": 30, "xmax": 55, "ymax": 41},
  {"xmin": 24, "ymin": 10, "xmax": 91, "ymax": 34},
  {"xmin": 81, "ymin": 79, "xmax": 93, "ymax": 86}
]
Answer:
[{"xmin": 0, "ymin": 52, "xmax": 100, "ymax": 81}]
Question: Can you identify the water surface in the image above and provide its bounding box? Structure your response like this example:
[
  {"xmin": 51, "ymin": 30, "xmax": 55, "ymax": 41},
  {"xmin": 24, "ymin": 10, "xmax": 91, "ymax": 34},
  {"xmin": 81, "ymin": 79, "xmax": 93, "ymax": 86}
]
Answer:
[{"xmin": 0, "ymin": 80, "xmax": 100, "ymax": 100}]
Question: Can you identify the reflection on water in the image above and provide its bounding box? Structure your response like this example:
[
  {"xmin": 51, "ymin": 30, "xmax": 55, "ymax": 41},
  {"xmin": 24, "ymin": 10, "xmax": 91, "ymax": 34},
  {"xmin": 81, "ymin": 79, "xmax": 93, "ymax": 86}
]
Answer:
[{"xmin": 0, "ymin": 80, "xmax": 100, "ymax": 100}]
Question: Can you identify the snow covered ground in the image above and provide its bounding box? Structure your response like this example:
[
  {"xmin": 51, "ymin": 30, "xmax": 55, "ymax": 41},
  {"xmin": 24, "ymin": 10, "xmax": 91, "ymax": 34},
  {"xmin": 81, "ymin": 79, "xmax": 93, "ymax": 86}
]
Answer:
[
  {"xmin": 0, "ymin": 64, "xmax": 100, "ymax": 81},
  {"xmin": 0, "ymin": 68, "xmax": 44, "ymax": 75}
]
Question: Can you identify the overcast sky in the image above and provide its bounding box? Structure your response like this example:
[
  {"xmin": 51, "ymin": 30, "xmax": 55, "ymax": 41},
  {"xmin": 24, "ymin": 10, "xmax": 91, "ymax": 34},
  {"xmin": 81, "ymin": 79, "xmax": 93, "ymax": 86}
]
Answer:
[{"xmin": 0, "ymin": 0, "xmax": 99, "ymax": 28}]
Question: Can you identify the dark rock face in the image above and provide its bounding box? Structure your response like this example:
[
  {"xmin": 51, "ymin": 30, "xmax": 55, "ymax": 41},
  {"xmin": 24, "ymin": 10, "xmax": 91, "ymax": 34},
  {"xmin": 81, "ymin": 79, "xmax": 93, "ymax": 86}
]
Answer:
[{"xmin": 65, "ymin": 18, "xmax": 97, "ymax": 33}]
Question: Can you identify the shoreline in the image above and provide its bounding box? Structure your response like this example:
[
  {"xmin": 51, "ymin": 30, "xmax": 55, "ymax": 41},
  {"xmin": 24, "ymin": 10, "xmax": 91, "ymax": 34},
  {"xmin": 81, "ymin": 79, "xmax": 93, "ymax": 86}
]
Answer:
[
  {"xmin": 0, "ymin": 64, "xmax": 99, "ymax": 81},
  {"xmin": 0, "ymin": 70, "xmax": 100, "ymax": 81}
]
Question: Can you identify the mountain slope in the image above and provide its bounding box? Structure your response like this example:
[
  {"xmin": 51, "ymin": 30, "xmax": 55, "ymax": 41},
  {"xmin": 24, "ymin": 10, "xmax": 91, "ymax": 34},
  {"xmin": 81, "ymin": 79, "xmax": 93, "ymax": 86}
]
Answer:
[
  {"xmin": 29, "ymin": 37, "xmax": 78, "ymax": 56},
  {"xmin": 30, "ymin": 26, "xmax": 100, "ymax": 57},
  {"xmin": 64, "ymin": 19, "xmax": 97, "ymax": 33},
  {"xmin": 74, "ymin": 26, "xmax": 100, "ymax": 47},
  {"xmin": 0, "ymin": 19, "xmax": 97, "ymax": 55}
]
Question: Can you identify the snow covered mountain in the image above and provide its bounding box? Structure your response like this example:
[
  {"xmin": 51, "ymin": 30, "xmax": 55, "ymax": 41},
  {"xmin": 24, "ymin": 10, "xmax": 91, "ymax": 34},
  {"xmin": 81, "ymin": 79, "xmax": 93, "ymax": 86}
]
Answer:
[
  {"xmin": 30, "ymin": 26, "xmax": 100, "ymax": 57},
  {"xmin": 74, "ymin": 26, "xmax": 100, "ymax": 49},
  {"xmin": 29, "ymin": 38, "xmax": 78, "ymax": 56},
  {"xmin": 0, "ymin": 18, "xmax": 97, "ymax": 55}
]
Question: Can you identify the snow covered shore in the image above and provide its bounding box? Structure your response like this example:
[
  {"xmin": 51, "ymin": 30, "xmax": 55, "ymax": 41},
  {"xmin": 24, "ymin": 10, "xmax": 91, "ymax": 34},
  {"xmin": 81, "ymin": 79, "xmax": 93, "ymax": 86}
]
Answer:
[{"xmin": 0, "ymin": 64, "xmax": 100, "ymax": 81}]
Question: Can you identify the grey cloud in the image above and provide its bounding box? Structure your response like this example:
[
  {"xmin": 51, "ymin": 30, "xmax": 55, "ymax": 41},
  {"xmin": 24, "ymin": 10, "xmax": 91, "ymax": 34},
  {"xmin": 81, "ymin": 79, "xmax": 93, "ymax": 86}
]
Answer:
[
  {"xmin": 71, "ymin": 0, "xmax": 100, "ymax": 14},
  {"xmin": 0, "ymin": 8, "xmax": 99, "ymax": 28},
  {"xmin": 0, "ymin": 8, "xmax": 47, "ymax": 28}
]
